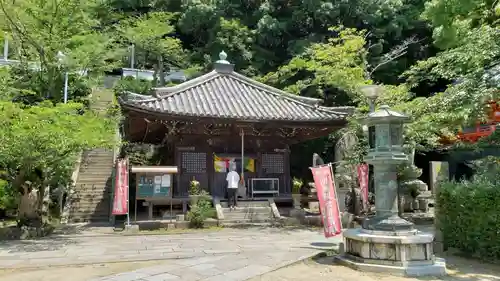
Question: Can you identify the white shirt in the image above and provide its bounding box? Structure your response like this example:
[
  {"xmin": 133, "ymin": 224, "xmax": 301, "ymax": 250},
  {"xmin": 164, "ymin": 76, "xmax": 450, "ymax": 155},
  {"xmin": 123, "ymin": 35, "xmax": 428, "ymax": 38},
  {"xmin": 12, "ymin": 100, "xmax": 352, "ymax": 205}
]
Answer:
[{"xmin": 226, "ymin": 171, "xmax": 240, "ymax": 189}]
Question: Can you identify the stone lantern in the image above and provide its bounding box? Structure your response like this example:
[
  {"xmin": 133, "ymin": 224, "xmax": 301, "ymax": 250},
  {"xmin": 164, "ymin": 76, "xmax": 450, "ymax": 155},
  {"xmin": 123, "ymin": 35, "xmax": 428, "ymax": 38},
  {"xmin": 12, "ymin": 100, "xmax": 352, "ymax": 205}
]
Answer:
[
  {"xmin": 362, "ymin": 105, "xmax": 413, "ymax": 231},
  {"xmin": 336, "ymin": 105, "xmax": 447, "ymax": 276}
]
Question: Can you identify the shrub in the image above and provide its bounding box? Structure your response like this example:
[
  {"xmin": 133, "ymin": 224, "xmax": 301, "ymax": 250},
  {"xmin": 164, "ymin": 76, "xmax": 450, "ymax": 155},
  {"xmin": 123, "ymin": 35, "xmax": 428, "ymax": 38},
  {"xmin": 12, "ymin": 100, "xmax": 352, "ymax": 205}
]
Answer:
[
  {"xmin": 186, "ymin": 194, "xmax": 215, "ymax": 228},
  {"xmin": 436, "ymin": 156, "xmax": 500, "ymax": 260},
  {"xmin": 113, "ymin": 77, "xmax": 152, "ymax": 96}
]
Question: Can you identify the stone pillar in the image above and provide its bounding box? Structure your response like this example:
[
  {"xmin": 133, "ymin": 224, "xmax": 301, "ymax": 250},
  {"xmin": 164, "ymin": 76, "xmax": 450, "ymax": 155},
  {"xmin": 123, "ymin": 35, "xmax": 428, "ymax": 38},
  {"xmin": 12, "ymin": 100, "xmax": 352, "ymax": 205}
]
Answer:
[
  {"xmin": 430, "ymin": 161, "xmax": 449, "ymax": 253},
  {"xmin": 363, "ymin": 162, "xmax": 413, "ymax": 231},
  {"xmin": 373, "ymin": 165, "xmax": 398, "ymax": 217}
]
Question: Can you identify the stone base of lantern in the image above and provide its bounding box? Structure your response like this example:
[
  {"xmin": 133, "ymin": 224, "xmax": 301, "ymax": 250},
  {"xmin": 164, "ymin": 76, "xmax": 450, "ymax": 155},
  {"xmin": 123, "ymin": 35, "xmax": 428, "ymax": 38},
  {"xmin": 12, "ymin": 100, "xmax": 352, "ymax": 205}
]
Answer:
[{"xmin": 336, "ymin": 228, "xmax": 447, "ymax": 277}]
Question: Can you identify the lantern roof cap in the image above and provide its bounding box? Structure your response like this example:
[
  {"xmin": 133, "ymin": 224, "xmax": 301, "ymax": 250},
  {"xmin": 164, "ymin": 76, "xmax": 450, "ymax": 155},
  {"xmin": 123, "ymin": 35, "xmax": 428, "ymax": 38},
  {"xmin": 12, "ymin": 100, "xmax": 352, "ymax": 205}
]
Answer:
[{"xmin": 362, "ymin": 105, "xmax": 410, "ymax": 125}]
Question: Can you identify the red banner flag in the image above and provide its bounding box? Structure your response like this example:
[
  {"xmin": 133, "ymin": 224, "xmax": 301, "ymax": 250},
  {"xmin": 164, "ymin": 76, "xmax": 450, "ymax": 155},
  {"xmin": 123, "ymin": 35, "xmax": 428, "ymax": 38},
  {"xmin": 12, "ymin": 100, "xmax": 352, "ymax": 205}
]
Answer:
[
  {"xmin": 357, "ymin": 164, "xmax": 369, "ymax": 211},
  {"xmin": 112, "ymin": 159, "xmax": 129, "ymax": 215},
  {"xmin": 310, "ymin": 164, "xmax": 342, "ymax": 238}
]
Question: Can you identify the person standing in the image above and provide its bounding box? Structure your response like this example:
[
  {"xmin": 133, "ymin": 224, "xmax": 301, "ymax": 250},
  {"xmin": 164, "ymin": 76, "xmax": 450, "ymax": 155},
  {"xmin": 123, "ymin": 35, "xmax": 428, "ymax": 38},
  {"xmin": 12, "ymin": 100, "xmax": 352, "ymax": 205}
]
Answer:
[{"xmin": 226, "ymin": 163, "xmax": 240, "ymax": 210}]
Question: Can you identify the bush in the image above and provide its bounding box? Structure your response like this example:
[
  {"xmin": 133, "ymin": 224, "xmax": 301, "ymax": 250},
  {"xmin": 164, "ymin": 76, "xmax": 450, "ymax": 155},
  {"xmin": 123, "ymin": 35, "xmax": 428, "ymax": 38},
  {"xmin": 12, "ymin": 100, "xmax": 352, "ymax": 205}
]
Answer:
[
  {"xmin": 113, "ymin": 77, "xmax": 152, "ymax": 96},
  {"xmin": 437, "ymin": 156, "xmax": 500, "ymax": 260},
  {"xmin": 186, "ymin": 194, "xmax": 215, "ymax": 228}
]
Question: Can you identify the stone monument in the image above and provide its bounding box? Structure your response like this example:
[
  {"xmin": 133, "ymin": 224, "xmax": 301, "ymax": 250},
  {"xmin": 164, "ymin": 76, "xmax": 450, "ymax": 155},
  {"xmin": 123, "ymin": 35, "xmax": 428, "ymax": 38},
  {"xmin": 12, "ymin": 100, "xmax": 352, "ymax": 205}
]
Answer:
[
  {"xmin": 336, "ymin": 104, "xmax": 446, "ymax": 276},
  {"xmin": 399, "ymin": 147, "xmax": 432, "ymax": 214}
]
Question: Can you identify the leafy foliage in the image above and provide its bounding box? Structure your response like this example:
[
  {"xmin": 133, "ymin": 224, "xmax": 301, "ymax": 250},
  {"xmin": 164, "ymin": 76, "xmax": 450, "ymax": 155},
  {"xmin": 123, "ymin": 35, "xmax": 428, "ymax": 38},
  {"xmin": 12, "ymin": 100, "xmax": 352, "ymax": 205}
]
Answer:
[
  {"xmin": 260, "ymin": 27, "xmax": 367, "ymax": 105},
  {"xmin": 0, "ymin": 100, "xmax": 118, "ymax": 221},
  {"xmin": 186, "ymin": 195, "xmax": 214, "ymax": 229},
  {"xmin": 113, "ymin": 77, "xmax": 153, "ymax": 96},
  {"xmin": 116, "ymin": 11, "xmax": 188, "ymax": 86},
  {"xmin": 436, "ymin": 156, "xmax": 500, "ymax": 260},
  {"xmin": 0, "ymin": 0, "xmax": 121, "ymax": 102}
]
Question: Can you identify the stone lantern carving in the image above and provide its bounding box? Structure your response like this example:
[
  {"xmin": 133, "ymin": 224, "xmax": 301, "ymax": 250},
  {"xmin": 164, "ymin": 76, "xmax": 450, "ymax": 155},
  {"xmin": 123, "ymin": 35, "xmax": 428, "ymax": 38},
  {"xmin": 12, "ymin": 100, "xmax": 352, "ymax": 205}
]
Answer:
[{"xmin": 336, "ymin": 105, "xmax": 446, "ymax": 276}]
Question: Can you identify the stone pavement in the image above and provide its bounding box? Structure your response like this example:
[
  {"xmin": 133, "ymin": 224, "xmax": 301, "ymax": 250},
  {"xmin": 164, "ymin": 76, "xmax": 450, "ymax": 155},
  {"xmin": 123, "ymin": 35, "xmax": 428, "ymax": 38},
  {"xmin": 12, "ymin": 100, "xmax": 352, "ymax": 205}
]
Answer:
[{"xmin": 0, "ymin": 228, "xmax": 342, "ymax": 280}]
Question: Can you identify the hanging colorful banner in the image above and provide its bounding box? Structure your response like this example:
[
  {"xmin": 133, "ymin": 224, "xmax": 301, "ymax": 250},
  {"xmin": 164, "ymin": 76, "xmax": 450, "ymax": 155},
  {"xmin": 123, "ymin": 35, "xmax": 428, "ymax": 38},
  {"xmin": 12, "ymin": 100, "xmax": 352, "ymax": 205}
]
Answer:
[
  {"xmin": 112, "ymin": 159, "xmax": 129, "ymax": 215},
  {"xmin": 213, "ymin": 154, "xmax": 255, "ymax": 173},
  {"xmin": 357, "ymin": 164, "xmax": 369, "ymax": 211},
  {"xmin": 310, "ymin": 164, "xmax": 342, "ymax": 238}
]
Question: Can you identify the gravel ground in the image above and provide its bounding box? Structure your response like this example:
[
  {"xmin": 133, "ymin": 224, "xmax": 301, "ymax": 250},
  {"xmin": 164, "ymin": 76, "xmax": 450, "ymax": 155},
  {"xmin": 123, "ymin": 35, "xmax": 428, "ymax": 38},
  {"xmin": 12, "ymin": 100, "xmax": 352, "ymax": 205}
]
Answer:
[{"xmin": 249, "ymin": 254, "xmax": 500, "ymax": 281}]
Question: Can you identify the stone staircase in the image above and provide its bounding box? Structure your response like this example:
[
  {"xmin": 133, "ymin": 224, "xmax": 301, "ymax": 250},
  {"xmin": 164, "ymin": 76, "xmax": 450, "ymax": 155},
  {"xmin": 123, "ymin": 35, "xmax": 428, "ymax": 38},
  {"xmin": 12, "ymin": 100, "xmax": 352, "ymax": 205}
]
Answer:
[
  {"xmin": 66, "ymin": 88, "xmax": 117, "ymax": 223},
  {"xmin": 220, "ymin": 201, "xmax": 275, "ymax": 226}
]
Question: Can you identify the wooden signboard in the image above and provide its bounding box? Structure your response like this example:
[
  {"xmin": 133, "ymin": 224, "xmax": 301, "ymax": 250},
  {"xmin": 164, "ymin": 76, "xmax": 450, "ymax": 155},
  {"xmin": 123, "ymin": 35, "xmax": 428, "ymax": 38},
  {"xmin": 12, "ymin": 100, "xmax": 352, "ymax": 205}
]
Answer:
[{"xmin": 136, "ymin": 173, "xmax": 173, "ymax": 199}]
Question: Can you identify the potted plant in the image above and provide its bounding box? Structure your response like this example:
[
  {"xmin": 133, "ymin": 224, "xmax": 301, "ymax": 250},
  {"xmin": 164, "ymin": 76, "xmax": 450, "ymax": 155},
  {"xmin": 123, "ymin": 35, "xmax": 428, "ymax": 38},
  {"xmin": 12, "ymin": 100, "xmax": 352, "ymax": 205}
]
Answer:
[
  {"xmin": 292, "ymin": 178, "xmax": 303, "ymax": 209},
  {"xmin": 189, "ymin": 178, "xmax": 201, "ymax": 205}
]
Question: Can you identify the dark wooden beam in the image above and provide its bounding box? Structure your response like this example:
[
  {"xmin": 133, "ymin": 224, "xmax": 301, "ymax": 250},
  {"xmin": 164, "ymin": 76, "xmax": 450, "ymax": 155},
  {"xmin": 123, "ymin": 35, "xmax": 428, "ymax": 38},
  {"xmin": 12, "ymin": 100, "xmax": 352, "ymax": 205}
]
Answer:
[{"xmin": 122, "ymin": 106, "xmax": 347, "ymax": 128}]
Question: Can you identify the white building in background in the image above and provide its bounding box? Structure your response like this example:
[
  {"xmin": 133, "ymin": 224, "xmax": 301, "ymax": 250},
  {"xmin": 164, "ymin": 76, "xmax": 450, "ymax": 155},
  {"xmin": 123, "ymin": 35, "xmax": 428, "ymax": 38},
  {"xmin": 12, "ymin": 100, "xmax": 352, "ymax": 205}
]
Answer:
[{"xmin": 121, "ymin": 68, "xmax": 187, "ymax": 82}]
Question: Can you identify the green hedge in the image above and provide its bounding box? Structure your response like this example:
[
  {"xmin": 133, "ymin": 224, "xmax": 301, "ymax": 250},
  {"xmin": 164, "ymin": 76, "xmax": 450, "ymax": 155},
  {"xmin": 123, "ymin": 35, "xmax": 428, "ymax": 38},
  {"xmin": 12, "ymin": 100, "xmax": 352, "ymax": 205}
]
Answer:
[{"xmin": 437, "ymin": 157, "xmax": 500, "ymax": 260}]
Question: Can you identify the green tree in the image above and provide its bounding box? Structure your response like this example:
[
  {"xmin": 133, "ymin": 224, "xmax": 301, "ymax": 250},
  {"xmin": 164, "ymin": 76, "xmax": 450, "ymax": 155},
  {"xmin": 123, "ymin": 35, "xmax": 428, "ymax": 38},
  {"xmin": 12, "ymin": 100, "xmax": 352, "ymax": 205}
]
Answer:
[
  {"xmin": 260, "ymin": 27, "xmax": 368, "ymax": 106},
  {"xmin": 117, "ymin": 11, "xmax": 187, "ymax": 86},
  {"xmin": 0, "ymin": 100, "xmax": 118, "ymax": 224},
  {"xmin": 0, "ymin": 0, "xmax": 121, "ymax": 102}
]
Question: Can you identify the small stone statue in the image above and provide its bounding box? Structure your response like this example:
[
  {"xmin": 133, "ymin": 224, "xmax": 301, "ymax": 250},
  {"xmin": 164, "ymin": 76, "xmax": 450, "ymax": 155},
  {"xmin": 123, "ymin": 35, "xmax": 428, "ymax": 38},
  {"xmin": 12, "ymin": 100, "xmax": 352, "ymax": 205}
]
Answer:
[
  {"xmin": 398, "ymin": 147, "xmax": 431, "ymax": 213},
  {"xmin": 344, "ymin": 186, "xmax": 363, "ymax": 216}
]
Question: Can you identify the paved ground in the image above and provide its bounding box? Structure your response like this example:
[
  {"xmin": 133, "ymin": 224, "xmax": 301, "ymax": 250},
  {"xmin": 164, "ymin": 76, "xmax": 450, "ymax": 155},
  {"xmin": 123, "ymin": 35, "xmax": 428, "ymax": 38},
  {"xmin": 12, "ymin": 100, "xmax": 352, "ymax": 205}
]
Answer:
[
  {"xmin": 250, "ymin": 253, "xmax": 500, "ymax": 281},
  {"xmin": 0, "ymin": 227, "xmax": 341, "ymax": 280}
]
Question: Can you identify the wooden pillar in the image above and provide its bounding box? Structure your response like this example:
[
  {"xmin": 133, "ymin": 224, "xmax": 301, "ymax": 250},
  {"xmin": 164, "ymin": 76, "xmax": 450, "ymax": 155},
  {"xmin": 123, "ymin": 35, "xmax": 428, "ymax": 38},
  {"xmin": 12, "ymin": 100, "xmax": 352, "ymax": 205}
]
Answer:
[
  {"xmin": 284, "ymin": 145, "xmax": 291, "ymax": 195},
  {"xmin": 206, "ymin": 138, "xmax": 214, "ymax": 196},
  {"xmin": 174, "ymin": 144, "xmax": 181, "ymax": 198}
]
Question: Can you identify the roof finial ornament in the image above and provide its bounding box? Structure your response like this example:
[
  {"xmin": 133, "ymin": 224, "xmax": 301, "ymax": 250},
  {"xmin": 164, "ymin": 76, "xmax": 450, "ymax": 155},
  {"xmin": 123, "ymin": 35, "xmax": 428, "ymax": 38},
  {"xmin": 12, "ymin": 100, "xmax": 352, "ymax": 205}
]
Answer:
[
  {"xmin": 216, "ymin": 50, "xmax": 230, "ymax": 64},
  {"xmin": 219, "ymin": 50, "xmax": 227, "ymax": 61},
  {"xmin": 214, "ymin": 50, "xmax": 234, "ymax": 73}
]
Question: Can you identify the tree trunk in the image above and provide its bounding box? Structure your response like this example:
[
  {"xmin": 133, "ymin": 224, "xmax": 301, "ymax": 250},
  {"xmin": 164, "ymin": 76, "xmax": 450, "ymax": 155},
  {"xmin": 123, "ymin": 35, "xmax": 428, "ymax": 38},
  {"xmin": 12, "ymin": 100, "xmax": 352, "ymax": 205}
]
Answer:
[
  {"xmin": 18, "ymin": 185, "xmax": 41, "ymax": 227},
  {"xmin": 158, "ymin": 55, "xmax": 165, "ymax": 87}
]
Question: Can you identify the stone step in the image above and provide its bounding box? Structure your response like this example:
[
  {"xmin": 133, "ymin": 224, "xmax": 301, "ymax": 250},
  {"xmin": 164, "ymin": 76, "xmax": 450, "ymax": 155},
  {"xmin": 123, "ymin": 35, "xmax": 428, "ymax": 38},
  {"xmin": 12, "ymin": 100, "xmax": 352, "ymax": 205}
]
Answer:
[
  {"xmin": 69, "ymin": 208, "xmax": 110, "ymax": 214},
  {"xmin": 77, "ymin": 176, "xmax": 112, "ymax": 180},
  {"xmin": 224, "ymin": 214, "xmax": 272, "ymax": 220},
  {"xmin": 83, "ymin": 152, "xmax": 113, "ymax": 155},
  {"xmin": 220, "ymin": 220, "xmax": 274, "ymax": 227},
  {"xmin": 79, "ymin": 166, "xmax": 114, "ymax": 171},
  {"xmin": 75, "ymin": 180, "xmax": 111, "ymax": 185},
  {"xmin": 78, "ymin": 170, "xmax": 113, "ymax": 175},
  {"xmin": 222, "ymin": 206, "xmax": 271, "ymax": 212},
  {"xmin": 80, "ymin": 161, "xmax": 114, "ymax": 165},
  {"xmin": 220, "ymin": 201, "xmax": 269, "ymax": 208},
  {"xmin": 69, "ymin": 216, "xmax": 110, "ymax": 223},
  {"xmin": 73, "ymin": 190, "xmax": 111, "ymax": 195},
  {"xmin": 79, "ymin": 168, "xmax": 113, "ymax": 172},
  {"xmin": 223, "ymin": 207, "xmax": 273, "ymax": 221},
  {"xmin": 70, "ymin": 196, "xmax": 111, "ymax": 201},
  {"xmin": 70, "ymin": 206, "xmax": 109, "ymax": 212},
  {"xmin": 70, "ymin": 196, "xmax": 111, "ymax": 202},
  {"xmin": 71, "ymin": 190, "xmax": 111, "ymax": 195},
  {"xmin": 82, "ymin": 156, "xmax": 114, "ymax": 160},
  {"xmin": 82, "ymin": 155, "xmax": 114, "ymax": 159},
  {"xmin": 69, "ymin": 204, "xmax": 110, "ymax": 209}
]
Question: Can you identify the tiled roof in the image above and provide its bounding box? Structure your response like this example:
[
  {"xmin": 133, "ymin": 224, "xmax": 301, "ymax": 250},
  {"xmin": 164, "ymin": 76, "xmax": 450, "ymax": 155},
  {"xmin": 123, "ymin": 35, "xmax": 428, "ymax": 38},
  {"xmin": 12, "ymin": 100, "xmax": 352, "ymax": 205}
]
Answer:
[{"xmin": 119, "ymin": 52, "xmax": 353, "ymax": 122}]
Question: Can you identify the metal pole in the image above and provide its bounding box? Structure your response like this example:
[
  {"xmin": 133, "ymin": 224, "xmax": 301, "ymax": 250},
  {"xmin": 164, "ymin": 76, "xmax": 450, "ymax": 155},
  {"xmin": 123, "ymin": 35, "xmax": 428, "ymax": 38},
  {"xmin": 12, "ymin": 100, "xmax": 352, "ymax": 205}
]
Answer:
[
  {"xmin": 63, "ymin": 72, "xmax": 69, "ymax": 103},
  {"xmin": 3, "ymin": 33, "xmax": 8, "ymax": 60},
  {"xmin": 328, "ymin": 163, "xmax": 343, "ymax": 232},
  {"xmin": 130, "ymin": 44, "xmax": 135, "ymax": 69},
  {"xmin": 126, "ymin": 159, "xmax": 131, "ymax": 226},
  {"xmin": 241, "ymin": 128, "xmax": 245, "ymax": 195},
  {"xmin": 170, "ymin": 194, "xmax": 173, "ymax": 222}
]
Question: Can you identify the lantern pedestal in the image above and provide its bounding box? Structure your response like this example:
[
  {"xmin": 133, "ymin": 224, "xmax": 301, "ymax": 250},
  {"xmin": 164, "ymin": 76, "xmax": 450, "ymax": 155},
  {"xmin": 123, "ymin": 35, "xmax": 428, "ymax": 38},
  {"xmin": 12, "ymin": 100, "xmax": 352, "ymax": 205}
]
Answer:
[
  {"xmin": 337, "ymin": 228, "xmax": 446, "ymax": 276},
  {"xmin": 336, "ymin": 105, "xmax": 446, "ymax": 276}
]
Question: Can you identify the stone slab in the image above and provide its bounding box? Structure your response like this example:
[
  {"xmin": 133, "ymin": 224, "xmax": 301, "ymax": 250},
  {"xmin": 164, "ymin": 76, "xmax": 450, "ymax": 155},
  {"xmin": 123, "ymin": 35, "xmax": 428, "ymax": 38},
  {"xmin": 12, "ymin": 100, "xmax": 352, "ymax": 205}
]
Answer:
[
  {"xmin": 140, "ymin": 273, "xmax": 180, "ymax": 281},
  {"xmin": 343, "ymin": 228, "xmax": 434, "ymax": 244},
  {"xmin": 335, "ymin": 255, "xmax": 447, "ymax": 277}
]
